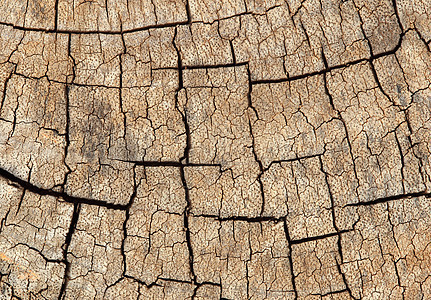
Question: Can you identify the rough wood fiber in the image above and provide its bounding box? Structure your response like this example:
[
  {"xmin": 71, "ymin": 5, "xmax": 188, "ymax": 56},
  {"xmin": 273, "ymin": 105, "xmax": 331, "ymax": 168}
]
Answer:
[{"xmin": 0, "ymin": 0, "xmax": 431, "ymax": 299}]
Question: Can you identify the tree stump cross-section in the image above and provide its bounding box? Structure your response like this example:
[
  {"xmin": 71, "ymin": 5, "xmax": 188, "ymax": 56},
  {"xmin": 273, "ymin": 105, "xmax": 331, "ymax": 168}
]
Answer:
[{"xmin": 1, "ymin": 0, "xmax": 431, "ymax": 299}]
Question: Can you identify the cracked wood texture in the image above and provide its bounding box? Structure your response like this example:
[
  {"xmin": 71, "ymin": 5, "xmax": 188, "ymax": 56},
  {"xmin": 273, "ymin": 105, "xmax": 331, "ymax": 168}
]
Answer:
[{"xmin": 0, "ymin": 0, "xmax": 431, "ymax": 299}]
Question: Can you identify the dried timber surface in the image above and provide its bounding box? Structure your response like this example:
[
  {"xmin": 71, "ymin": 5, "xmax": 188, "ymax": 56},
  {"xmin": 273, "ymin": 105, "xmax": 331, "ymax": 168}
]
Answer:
[{"xmin": 1, "ymin": 0, "xmax": 431, "ymax": 299}]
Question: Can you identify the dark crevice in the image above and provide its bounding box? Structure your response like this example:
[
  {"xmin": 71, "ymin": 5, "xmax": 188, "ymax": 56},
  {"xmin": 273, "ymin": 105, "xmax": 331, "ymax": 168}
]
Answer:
[
  {"xmin": 0, "ymin": 5, "xmax": 286, "ymax": 35},
  {"xmin": 0, "ymin": 20, "xmax": 190, "ymax": 35},
  {"xmin": 335, "ymin": 259, "xmax": 358, "ymax": 300},
  {"xmin": 321, "ymin": 49, "xmax": 335, "ymax": 109},
  {"xmin": 10, "ymin": 242, "xmax": 63, "ymax": 264},
  {"xmin": 246, "ymin": 65, "xmax": 259, "ymax": 119},
  {"xmin": 58, "ymin": 202, "xmax": 81, "ymax": 300},
  {"xmin": 252, "ymin": 57, "xmax": 368, "ymax": 85},
  {"xmin": 394, "ymin": 131, "xmax": 407, "ymax": 194},
  {"xmin": 119, "ymin": 25, "xmax": 128, "ymax": 146},
  {"xmin": 413, "ymin": 27, "xmax": 431, "ymax": 53},
  {"xmin": 229, "ymin": 40, "xmax": 236, "ymax": 65},
  {"xmin": 62, "ymin": 84, "xmax": 72, "ymax": 192},
  {"xmin": 392, "ymin": 0, "xmax": 404, "ymax": 33},
  {"xmin": 123, "ymin": 274, "xmax": 162, "ymax": 288},
  {"xmin": 22, "ymin": 0, "xmax": 29, "ymax": 28},
  {"xmin": 173, "ymin": 25, "xmax": 196, "ymax": 285},
  {"xmin": 121, "ymin": 166, "xmax": 138, "ymax": 278},
  {"xmin": 185, "ymin": 0, "xmax": 192, "ymax": 24},
  {"xmin": 289, "ymin": 229, "xmax": 352, "ymax": 245},
  {"xmin": 283, "ymin": 218, "xmax": 298, "ymax": 300},
  {"xmin": 246, "ymin": 66, "xmax": 265, "ymax": 216},
  {"xmin": 0, "ymin": 166, "xmax": 129, "ymax": 210},
  {"xmin": 192, "ymin": 214, "xmax": 283, "ymax": 223},
  {"xmin": 113, "ymin": 159, "xmax": 222, "ymax": 168},
  {"xmin": 180, "ymin": 165, "xmax": 196, "ymax": 283},
  {"xmin": 0, "ymin": 65, "xmax": 16, "ymax": 114},
  {"xmin": 173, "ymin": 27, "xmax": 191, "ymax": 165},
  {"xmin": 300, "ymin": 21, "xmax": 311, "ymax": 48},
  {"xmin": 247, "ymin": 117, "xmax": 265, "ymax": 216},
  {"xmin": 15, "ymin": 189, "xmax": 26, "ymax": 217},
  {"xmin": 252, "ymin": 29, "xmax": 411, "ymax": 85},
  {"xmin": 157, "ymin": 277, "xmax": 194, "ymax": 285},
  {"xmin": 264, "ymin": 153, "xmax": 323, "ymax": 172},
  {"xmin": 54, "ymin": 0, "xmax": 59, "ymax": 31},
  {"xmin": 62, "ymin": 34, "xmax": 74, "ymax": 193},
  {"xmin": 15, "ymin": 166, "xmax": 32, "ymax": 216},
  {"xmin": 182, "ymin": 61, "xmax": 248, "ymax": 70},
  {"xmin": 0, "ymin": 210, "xmax": 9, "ymax": 234},
  {"xmin": 345, "ymin": 191, "xmax": 430, "ymax": 207},
  {"xmin": 369, "ymin": 60, "xmax": 397, "ymax": 107}
]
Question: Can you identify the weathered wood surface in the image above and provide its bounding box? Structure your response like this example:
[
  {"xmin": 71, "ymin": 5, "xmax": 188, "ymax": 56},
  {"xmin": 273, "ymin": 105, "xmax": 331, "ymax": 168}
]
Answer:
[{"xmin": 1, "ymin": 0, "xmax": 431, "ymax": 299}]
